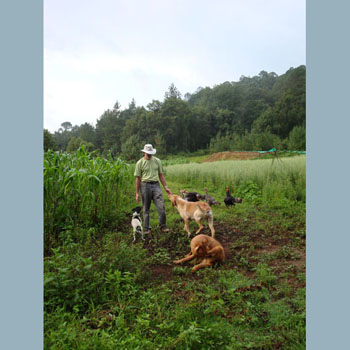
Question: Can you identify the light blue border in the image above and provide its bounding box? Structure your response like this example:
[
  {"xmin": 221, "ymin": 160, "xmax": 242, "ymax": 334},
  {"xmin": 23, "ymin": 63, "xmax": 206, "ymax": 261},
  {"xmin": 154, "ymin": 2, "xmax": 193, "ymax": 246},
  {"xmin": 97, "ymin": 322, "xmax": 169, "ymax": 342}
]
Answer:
[
  {"xmin": 1, "ymin": 0, "xmax": 349, "ymax": 348},
  {"xmin": 307, "ymin": 1, "xmax": 349, "ymax": 349},
  {"xmin": 0, "ymin": 1, "xmax": 43, "ymax": 349}
]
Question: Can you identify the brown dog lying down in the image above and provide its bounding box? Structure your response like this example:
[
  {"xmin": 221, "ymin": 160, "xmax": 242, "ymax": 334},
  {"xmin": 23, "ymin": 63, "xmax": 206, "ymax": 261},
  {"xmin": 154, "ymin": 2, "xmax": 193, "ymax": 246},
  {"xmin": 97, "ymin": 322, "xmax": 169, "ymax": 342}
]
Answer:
[
  {"xmin": 168, "ymin": 194, "xmax": 215, "ymax": 237},
  {"xmin": 173, "ymin": 234, "xmax": 225, "ymax": 272}
]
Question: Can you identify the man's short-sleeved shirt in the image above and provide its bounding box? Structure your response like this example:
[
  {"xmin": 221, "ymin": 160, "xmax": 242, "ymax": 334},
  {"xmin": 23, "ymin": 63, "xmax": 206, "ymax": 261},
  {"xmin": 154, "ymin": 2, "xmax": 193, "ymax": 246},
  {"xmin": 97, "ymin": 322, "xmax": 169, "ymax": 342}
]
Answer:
[{"xmin": 134, "ymin": 156, "xmax": 164, "ymax": 182}]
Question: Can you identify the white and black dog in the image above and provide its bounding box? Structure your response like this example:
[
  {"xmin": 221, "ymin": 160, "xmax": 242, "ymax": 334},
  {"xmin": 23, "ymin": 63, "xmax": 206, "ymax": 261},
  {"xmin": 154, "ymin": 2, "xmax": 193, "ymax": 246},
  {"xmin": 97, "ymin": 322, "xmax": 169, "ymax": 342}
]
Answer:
[{"xmin": 131, "ymin": 206, "xmax": 145, "ymax": 242}]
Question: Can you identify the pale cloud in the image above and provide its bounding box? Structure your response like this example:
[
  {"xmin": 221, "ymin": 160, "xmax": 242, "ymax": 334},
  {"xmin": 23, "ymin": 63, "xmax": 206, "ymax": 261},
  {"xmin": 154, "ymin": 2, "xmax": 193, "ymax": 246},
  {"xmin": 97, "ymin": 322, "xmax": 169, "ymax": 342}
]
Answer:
[
  {"xmin": 44, "ymin": 48, "xmax": 202, "ymax": 131},
  {"xmin": 44, "ymin": 0, "xmax": 305, "ymax": 132},
  {"xmin": 44, "ymin": 73, "xmax": 111, "ymax": 131},
  {"xmin": 46, "ymin": 49, "xmax": 200, "ymax": 83}
]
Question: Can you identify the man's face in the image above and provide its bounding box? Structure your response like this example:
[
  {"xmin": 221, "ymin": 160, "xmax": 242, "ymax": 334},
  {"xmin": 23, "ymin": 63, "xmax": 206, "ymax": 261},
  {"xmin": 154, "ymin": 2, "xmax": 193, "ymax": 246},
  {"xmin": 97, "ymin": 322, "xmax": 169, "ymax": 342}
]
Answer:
[{"xmin": 144, "ymin": 153, "xmax": 152, "ymax": 160}]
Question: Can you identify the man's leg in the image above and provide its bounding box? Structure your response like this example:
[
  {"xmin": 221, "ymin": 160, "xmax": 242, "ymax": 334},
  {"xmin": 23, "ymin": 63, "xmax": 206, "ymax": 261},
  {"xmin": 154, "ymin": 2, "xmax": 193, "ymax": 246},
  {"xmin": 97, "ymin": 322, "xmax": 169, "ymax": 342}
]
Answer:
[
  {"xmin": 141, "ymin": 182, "xmax": 152, "ymax": 231},
  {"xmin": 152, "ymin": 183, "xmax": 167, "ymax": 229}
]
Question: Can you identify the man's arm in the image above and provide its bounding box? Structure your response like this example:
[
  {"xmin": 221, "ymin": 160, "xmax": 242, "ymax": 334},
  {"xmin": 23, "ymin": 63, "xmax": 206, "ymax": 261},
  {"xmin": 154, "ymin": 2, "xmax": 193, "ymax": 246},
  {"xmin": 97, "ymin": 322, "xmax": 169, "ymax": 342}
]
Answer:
[
  {"xmin": 136, "ymin": 176, "xmax": 141, "ymax": 203},
  {"xmin": 159, "ymin": 173, "xmax": 172, "ymax": 195}
]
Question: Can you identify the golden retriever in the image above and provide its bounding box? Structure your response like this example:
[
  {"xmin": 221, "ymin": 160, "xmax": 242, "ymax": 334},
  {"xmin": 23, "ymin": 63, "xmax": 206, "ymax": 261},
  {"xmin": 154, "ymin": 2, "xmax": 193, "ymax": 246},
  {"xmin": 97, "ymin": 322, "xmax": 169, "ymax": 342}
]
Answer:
[
  {"xmin": 173, "ymin": 234, "xmax": 225, "ymax": 272},
  {"xmin": 168, "ymin": 194, "xmax": 215, "ymax": 237}
]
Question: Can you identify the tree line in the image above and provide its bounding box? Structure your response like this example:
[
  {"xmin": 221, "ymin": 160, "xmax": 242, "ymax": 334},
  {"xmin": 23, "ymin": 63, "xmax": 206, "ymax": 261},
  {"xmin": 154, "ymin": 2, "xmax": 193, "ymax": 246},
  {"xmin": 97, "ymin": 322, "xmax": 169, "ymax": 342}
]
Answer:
[{"xmin": 44, "ymin": 65, "xmax": 306, "ymax": 160}]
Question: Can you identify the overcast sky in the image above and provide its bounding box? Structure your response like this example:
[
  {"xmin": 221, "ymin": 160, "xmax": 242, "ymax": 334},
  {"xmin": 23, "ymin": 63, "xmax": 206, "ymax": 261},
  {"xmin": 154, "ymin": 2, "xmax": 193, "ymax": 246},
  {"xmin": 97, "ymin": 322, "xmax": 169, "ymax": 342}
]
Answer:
[{"xmin": 44, "ymin": 0, "xmax": 305, "ymax": 132}]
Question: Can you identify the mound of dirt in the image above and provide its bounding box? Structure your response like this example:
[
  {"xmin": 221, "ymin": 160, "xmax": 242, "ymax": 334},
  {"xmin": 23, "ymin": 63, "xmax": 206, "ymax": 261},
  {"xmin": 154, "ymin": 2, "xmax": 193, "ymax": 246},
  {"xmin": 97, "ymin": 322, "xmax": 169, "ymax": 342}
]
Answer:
[{"xmin": 201, "ymin": 151, "xmax": 262, "ymax": 162}]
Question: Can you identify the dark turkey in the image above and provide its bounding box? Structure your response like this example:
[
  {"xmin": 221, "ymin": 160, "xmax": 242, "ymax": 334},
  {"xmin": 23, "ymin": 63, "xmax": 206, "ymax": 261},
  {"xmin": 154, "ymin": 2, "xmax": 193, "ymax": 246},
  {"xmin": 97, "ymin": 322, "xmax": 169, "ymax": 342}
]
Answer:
[
  {"xmin": 179, "ymin": 189, "xmax": 204, "ymax": 202},
  {"xmin": 204, "ymin": 188, "xmax": 221, "ymax": 206},
  {"xmin": 224, "ymin": 186, "xmax": 242, "ymax": 208}
]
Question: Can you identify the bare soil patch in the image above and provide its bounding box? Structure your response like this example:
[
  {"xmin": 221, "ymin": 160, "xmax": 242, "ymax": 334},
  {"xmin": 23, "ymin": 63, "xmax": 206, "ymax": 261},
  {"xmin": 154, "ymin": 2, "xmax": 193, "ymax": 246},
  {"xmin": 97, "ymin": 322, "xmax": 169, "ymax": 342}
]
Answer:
[
  {"xmin": 148, "ymin": 265, "xmax": 174, "ymax": 283},
  {"xmin": 146, "ymin": 221, "xmax": 305, "ymax": 290},
  {"xmin": 202, "ymin": 151, "xmax": 262, "ymax": 162}
]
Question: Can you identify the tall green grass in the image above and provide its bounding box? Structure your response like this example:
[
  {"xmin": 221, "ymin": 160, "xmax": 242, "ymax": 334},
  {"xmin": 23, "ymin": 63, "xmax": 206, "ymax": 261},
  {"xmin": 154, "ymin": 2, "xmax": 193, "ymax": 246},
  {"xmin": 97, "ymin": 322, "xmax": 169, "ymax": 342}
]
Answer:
[
  {"xmin": 164, "ymin": 155, "xmax": 306, "ymax": 203},
  {"xmin": 44, "ymin": 146, "xmax": 133, "ymax": 253}
]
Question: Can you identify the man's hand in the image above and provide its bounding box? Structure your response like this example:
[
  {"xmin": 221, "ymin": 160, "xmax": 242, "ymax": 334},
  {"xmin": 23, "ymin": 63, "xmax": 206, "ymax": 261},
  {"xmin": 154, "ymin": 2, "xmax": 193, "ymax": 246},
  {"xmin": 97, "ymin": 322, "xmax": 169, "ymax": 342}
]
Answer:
[
  {"xmin": 159, "ymin": 173, "xmax": 171, "ymax": 195},
  {"xmin": 136, "ymin": 193, "xmax": 140, "ymax": 203}
]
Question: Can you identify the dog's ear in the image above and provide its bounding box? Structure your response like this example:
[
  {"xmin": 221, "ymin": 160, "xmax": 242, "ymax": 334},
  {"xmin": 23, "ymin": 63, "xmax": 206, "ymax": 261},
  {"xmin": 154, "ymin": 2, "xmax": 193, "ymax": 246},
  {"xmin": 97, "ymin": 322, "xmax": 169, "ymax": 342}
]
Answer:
[
  {"xmin": 131, "ymin": 206, "xmax": 142, "ymax": 213},
  {"xmin": 195, "ymin": 245, "xmax": 201, "ymax": 255},
  {"xmin": 195, "ymin": 243, "xmax": 206, "ymax": 256},
  {"xmin": 197, "ymin": 242, "xmax": 209, "ymax": 256},
  {"xmin": 201, "ymin": 241, "xmax": 207, "ymax": 254}
]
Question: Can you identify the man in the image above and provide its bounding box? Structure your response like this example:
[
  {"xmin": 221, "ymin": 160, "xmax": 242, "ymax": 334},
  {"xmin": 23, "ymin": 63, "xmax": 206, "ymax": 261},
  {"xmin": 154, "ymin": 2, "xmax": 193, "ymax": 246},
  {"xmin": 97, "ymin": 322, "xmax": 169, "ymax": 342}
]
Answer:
[{"xmin": 134, "ymin": 144, "xmax": 172, "ymax": 233}]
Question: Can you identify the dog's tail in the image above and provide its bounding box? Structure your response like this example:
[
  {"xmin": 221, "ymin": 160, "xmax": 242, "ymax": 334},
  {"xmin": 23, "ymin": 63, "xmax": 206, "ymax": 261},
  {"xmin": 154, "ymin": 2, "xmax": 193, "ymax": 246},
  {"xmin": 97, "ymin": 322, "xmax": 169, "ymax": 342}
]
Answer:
[
  {"xmin": 200, "ymin": 205, "xmax": 215, "ymax": 237},
  {"xmin": 196, "ymin": 204, "xmax": 206, "ymax": 214},
  {"xmin": 196, "ymin": 203, "xmax": 212, "ymax": 215}
]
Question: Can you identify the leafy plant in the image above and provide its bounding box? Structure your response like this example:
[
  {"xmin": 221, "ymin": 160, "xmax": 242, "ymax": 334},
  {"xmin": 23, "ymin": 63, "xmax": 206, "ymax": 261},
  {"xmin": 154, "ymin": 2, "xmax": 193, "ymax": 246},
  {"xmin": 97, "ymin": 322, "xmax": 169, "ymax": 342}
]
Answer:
[
  {"xmin": 147, "ymin": 248, "xmax": 172, "ymax": 265},
  {"xmin": 254, "ymin": 263, "xmax": 278, "ymax": 286},
  {"xmin": 44, "ymin": 146, "xmax": 133, "ymax": 254}
]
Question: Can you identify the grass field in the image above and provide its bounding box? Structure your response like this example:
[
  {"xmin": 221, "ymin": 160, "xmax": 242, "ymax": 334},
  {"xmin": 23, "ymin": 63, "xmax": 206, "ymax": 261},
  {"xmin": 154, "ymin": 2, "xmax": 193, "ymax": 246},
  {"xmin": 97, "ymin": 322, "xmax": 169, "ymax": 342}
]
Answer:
[
  {"xmin": 165, "ymin": 155, "xmax": 305, "ymax": 204},
  {"xmin": 44, "ymin": 150, "xmax": 305, "ymax": 349}
]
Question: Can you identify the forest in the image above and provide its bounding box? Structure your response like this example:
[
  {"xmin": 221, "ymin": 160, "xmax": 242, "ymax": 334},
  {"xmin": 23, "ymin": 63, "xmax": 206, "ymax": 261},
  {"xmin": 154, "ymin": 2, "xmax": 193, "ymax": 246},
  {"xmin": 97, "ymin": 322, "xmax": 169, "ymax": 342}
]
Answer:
[{"xmin": 44, "ymin": 65, "xmax": 306, "ymax": 160}]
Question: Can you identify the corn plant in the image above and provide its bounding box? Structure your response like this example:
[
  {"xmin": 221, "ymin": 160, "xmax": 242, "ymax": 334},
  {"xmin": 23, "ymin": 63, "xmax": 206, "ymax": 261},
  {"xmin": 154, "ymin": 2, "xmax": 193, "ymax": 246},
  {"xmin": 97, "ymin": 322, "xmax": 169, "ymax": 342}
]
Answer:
[{"xmin": 44, "ymin": 146, "xmax": 133, "ymax": 253}]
